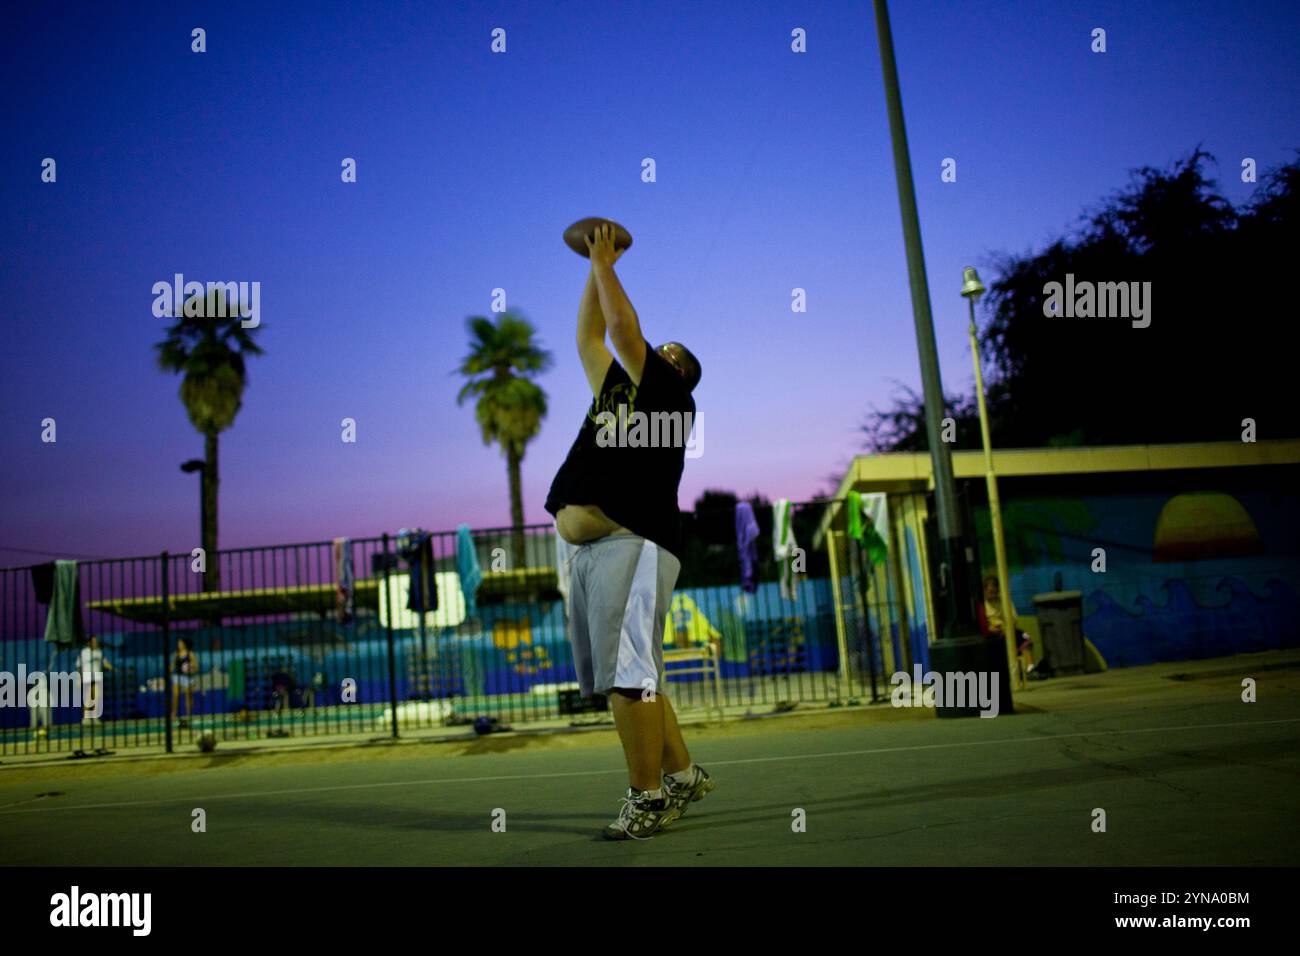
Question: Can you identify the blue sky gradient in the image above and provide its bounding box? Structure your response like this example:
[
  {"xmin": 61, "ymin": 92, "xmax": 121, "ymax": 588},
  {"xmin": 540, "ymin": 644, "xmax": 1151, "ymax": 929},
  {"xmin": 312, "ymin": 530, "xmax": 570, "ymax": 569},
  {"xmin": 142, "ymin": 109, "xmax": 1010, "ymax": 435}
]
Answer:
[{"xmin": 3, "ymin": 0, "xmax": 1298, "ymax": 562}]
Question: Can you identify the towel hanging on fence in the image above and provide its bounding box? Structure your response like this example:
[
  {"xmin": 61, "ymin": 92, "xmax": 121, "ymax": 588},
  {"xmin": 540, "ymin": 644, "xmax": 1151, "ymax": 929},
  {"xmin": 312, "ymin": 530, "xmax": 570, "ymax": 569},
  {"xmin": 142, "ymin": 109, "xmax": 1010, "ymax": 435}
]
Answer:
[
  {"xmin": 846, "ymin": 491, "xmax": 889, "ymax": 567},
  {"xmin": 333, "ymin": 537, "xmax": 355, "ymax": 625},
  {"xmin": 860, "ymin": 493, "xmax": 890, "ymax": 568},
  {"xmin": 847, "ymin": 490, "xmax": 865, "ymax": 540},
  {"xmin": 735, "ymin": 501, "xmax": 760, "ymax": 594},
  {"xmin": 43, "ymin": 559, "xmax": 85, "ymax": 647},
  {"xmin": 456, "ymin": 524, "xmax": 483, "ymax": 616},
  {"xmin": 772, "ymin": 499, "xmax": 799, "ymax": 602},
  {"xmin": 31, "ymin": 562, "xmax": 56, "ymax": 605},
  {"xmin": 397, "ymin": 529, "xmax": 438, "ymax": 613}
]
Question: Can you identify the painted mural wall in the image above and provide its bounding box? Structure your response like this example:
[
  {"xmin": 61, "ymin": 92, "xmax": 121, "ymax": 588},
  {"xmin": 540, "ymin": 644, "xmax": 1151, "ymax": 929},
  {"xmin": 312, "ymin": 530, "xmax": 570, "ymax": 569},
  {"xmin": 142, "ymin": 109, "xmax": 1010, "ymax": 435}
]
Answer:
[{"xmin": 971, "ymin": 488, "xmax": 1300, "ymax": 668}]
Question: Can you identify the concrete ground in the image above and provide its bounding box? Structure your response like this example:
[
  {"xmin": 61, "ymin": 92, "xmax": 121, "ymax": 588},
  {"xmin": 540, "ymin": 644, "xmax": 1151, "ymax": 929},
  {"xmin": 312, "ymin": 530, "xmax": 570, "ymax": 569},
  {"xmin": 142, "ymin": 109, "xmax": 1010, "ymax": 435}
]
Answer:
[{"xmin": 1, "ymin": 650, "xmax": 1297, "ymax": 866}]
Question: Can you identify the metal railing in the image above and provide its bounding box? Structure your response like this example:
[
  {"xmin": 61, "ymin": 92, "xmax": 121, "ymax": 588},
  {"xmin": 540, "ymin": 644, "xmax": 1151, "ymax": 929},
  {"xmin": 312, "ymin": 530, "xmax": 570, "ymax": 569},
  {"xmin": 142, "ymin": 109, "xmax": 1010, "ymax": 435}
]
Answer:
[{"xmin": 0, "ymin": 501, "xmax": 895, "ymax": 757}]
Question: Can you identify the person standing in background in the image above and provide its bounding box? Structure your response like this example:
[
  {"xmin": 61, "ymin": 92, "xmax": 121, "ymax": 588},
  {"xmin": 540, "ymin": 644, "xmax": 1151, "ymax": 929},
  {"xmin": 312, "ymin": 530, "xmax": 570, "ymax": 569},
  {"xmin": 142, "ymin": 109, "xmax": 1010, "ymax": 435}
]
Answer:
[
  {"xmin": 78, "ymin": 634, "xmax": 114, "ymax": 722},
  {"xmin": 172, "ymin": 636, "xmax": 200, "ymax": 728},
  {"xmin": 28, "ymin": 671, "xmax": 51, "ymax": 739}
]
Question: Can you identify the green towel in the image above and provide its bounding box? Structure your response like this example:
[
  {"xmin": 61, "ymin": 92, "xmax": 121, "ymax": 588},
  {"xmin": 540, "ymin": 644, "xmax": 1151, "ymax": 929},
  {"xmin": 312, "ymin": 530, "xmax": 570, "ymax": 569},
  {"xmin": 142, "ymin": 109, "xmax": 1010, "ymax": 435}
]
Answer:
[
  {"xmin": 847, "ymin": 491, "xmax": 865, "ymax": 540},
  {"xmin": 43, "ymin": 560, "xmax": 85, "ymax": 647}
]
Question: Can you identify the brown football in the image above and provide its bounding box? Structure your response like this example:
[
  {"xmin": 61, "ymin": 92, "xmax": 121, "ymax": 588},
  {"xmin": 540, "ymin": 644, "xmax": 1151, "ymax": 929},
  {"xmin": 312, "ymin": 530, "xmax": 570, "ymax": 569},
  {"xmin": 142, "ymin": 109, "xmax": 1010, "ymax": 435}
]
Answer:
[{"xmin": 563, "ymin": 218, "xmax": 633, "ymax": 258}]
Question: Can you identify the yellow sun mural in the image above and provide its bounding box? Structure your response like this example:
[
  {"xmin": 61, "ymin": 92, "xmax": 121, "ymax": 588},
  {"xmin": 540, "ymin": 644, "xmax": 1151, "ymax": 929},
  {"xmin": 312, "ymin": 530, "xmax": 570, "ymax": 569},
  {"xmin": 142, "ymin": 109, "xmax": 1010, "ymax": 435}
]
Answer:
[{"xmin": 1153, "ymin": 492, "xmax": 1261, "ymax": 562}]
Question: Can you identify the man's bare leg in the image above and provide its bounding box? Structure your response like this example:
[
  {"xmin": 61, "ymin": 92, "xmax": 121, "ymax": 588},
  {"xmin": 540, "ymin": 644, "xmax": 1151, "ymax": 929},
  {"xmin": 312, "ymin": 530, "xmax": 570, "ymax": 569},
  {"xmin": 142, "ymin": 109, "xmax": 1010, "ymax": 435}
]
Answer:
[
  {"xmin": 609, "ymin": 689, "xmax": 693, "ymax": 788},
  {"xmin": 657, "ymin": 688, "xmax": 714, "ymax": 828},
  {"xmin": 659, "ymin": 691, "xmax": 692, "ymax": 775},
  {"xmin": 609, "ymin": 690, "xmax": 664, "ymax": 792}
]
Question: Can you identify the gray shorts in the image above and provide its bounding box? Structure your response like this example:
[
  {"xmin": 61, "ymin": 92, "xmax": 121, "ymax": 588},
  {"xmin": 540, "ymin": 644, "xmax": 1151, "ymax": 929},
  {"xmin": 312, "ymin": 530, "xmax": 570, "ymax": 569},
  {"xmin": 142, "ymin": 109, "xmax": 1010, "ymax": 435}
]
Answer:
[{"xmin": 560, "ymin": 532, "xmax": 681, "ymax": 698}]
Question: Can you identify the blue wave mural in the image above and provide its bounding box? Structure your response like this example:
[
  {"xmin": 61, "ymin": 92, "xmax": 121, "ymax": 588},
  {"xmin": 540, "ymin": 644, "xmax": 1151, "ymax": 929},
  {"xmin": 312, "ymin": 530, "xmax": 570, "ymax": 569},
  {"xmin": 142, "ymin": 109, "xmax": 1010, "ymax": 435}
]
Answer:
[{"xmin": 1085, "ymin": 576, "xmax": 1300, "ymax": 667}]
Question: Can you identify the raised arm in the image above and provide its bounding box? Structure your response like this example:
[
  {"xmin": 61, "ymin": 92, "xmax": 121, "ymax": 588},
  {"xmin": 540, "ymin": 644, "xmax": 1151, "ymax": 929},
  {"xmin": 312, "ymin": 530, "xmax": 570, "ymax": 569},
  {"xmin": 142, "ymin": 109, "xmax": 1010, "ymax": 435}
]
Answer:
[
  {"xmin": 576, "ymin": 268, "xmax": 613, "ymax": 396},
  {"xmin": 586, "ymin": 223, "xmax": 647, "ymax": 384}
]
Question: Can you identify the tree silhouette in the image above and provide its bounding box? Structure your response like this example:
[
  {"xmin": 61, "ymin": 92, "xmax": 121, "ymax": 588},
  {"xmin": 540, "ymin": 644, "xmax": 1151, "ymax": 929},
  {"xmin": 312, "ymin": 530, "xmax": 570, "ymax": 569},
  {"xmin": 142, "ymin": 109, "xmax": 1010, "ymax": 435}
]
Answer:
[
  {"xmin": 155, "ymin": 291, "xmax": 264, "ymax": 592},
  {"xmin": 864, "ymin": 149, "xmax": 1299, "ymax": 451}
]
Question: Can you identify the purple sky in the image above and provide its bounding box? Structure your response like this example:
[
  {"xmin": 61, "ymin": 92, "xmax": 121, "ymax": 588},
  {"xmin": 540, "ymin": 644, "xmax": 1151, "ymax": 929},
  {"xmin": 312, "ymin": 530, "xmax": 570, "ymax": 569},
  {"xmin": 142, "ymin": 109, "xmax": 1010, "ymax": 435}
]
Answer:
[{"xmin": 2, "ymin": 0, "xmax": 1298, "ymax": 563}]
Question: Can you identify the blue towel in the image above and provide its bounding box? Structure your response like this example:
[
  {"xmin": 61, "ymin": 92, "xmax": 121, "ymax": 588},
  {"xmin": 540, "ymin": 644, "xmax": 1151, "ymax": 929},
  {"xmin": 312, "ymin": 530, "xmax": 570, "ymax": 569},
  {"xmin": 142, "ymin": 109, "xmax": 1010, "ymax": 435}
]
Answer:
[
  {"xmin": 397, "ymin": 530, "xmax": 438, "ymax": 613},
  {"xmin": 456, "ymin": 524, "xmax": 483, "ymax": 615},
  {"xmin": 735, "ymin": 502, "xmax": 760, "ymax": 594}
]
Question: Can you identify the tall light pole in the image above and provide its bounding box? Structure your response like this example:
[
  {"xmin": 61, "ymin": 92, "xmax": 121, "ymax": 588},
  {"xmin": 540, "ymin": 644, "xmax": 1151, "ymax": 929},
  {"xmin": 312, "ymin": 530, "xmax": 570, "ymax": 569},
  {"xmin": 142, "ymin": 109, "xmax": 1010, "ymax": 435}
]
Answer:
[
  {"xmin": 871, "ymin": 0, "xmax": 980, "ymax": 646},
  {"xmin": 961, "ymin": 267, "xmax": 1020, "ymax": 685}
]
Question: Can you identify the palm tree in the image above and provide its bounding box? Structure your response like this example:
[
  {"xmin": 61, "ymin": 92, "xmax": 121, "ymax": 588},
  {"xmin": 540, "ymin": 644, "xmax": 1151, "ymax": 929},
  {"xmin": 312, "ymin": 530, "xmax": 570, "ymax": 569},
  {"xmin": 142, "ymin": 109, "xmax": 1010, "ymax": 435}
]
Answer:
[
  {"xmin": 155, "ymin": 291, "xmax": 264, "ymax": 592},
  {"xmin": 455, "ymin": 312, "xmax": 552, "ymax": 568}
]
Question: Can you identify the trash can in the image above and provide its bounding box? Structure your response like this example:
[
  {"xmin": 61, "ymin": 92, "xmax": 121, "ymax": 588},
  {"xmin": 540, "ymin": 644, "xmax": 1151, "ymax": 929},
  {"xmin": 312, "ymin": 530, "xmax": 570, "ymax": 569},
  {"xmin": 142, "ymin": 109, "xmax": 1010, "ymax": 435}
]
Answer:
[{"xmin": 1031, "ymin": 590, "xmax": 1086, "ymax": 676}]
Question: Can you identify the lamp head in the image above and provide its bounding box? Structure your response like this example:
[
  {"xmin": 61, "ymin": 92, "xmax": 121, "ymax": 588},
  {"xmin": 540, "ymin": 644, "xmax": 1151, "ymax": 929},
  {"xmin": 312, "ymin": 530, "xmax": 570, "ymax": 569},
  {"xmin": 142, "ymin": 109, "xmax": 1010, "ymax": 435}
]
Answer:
[{"xmin": 960, "ymin": 266, "xmax": 986, "ymax": 300}]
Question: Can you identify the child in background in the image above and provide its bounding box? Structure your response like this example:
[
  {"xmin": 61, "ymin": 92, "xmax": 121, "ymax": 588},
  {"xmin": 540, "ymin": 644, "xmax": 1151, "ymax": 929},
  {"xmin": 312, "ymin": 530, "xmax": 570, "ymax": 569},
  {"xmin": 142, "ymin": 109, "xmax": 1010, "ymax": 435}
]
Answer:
[{"xmin": 978, "ymin": 574, "xmax": 1037, "ymax": 676}]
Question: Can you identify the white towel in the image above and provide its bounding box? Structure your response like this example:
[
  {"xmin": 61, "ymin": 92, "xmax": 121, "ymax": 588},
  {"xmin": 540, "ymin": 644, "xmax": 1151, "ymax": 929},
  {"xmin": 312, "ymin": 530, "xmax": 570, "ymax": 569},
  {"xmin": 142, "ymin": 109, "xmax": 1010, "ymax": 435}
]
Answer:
[
  {"xmin": 773, "ymin": 498, "xmax": 800, "ymax": 602},
  {"xmin": 862, "ymin": 493, "xmax": 890, "ymax": 566}
]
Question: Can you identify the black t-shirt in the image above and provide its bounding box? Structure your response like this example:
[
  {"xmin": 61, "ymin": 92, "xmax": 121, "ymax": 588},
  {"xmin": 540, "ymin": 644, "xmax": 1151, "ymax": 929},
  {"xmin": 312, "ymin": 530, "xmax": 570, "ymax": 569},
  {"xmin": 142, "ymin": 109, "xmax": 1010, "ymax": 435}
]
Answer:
[{"xmin": 545, "ymin": 344, "xmax": 695, "ymax": 558}]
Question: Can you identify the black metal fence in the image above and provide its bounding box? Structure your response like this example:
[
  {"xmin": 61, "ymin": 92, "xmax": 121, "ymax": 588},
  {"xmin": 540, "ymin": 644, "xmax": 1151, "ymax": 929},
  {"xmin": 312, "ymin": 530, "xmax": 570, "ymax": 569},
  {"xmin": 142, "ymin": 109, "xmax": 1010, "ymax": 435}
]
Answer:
[{"xmin": 0, "ymin": 500, "xmax": 894, "ymax": 758}]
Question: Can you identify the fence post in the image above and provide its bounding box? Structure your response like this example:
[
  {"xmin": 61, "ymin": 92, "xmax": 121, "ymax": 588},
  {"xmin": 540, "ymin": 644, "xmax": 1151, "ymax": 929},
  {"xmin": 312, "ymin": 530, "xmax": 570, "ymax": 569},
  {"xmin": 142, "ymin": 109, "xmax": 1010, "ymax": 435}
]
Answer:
[
  {"xmin": 160, "ymin": 551, "xmax": 173, "ymax": 754},
  {"xmin": 382, "ymin": 533, "xmax": 400, "ymax": 739},
  {"xmin": 853, "ymin": 537, "xmax": 882, "ymax": 704},
  {"xmin": 826, "ymin": 529, "xmax": 851, "ymax": 704}
]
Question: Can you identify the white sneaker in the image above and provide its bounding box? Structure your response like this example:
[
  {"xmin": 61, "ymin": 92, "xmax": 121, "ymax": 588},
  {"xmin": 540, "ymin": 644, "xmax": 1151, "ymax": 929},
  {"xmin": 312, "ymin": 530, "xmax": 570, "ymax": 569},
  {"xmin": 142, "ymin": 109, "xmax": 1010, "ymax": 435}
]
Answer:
[
  {"xmin": 661, "ymin": 766, "xmax": 715, "ymax": 827},
  {"xmin": 602, "ymin": 788, "xmax": 671, "ymax": 840}
]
